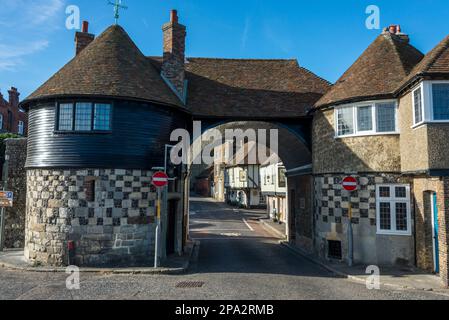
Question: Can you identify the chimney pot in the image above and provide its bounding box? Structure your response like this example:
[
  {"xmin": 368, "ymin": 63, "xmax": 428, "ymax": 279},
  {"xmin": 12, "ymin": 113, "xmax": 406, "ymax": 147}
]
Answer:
[
  {"xmin": 170, "ymin": 10, "xmax": 178, "ymax": 23},
  {"xmin": 82, "ymin": 21, "xmax": 89, "ymax": 33},
  {"xmin": 389, "ymin": 25, "xmax": 397, "ymax": 34}
]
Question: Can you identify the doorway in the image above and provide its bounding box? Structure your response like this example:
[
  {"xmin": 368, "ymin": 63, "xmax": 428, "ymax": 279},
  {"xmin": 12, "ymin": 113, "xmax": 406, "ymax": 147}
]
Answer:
[
  {"xmin": 167, "ymin": 200, "xmax": 178, "ymax": 256},
  {"xmin": 431, "ymin": 193, "xmax": 439, "ymax": 274}
]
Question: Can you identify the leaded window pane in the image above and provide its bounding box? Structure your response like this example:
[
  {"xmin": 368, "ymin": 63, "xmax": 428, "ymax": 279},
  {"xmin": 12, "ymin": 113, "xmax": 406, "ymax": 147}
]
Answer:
[
  {"xmin": 94, "ymin": 104, "xmax": 111, "ymax": 131},
  {"xmin": 337, "ymin": 108, "xmax": 354, "ymax": 136},
  {"xmin": 379, "ymin": 186, "xmax": 390, "ymax": 198},
  {"xmin": 432, "ymin": 84, "xmax": 449, "ymax": 120},
  {"xmin": 414, "ymin": 88, "xmax": 423, "ymax": 124},
  {"xmin": 357, "ymin": 106, "xmax": 373, "ymax": 131},
  {"xmin": 376, "ymin": 102, "xmax": 396, "ymax": 132},
  {"xmin": 58, "ymin": 103, "xmax": 73, "ymax": 131},
  {"xmin": 395, "ymin": 202, "xmax": 408, "ymax": 231},
  {"xmin": 379, "ymin": 202, "xmax": 391, "ymax": 230},
  {"xmin": 75, "ymin": 103, "xmax": 92, "ymax": 131}
]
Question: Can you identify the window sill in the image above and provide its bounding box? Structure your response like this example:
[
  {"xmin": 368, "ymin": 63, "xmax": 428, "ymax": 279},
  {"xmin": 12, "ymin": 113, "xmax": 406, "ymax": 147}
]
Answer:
[
  {"xmin": 54, "ymin": 130, "xmax": 112, "ymax": 135},
  {"xmin": 335, "ymin": 132, "xmax": 399, "ymax": 139},
  {"xmin": 412, "ymin": 120, "xmax": 449, "ymax": 130},
  {"xmin": 377, "ymin": 231, "xmax": 412, "ymax": 237}
]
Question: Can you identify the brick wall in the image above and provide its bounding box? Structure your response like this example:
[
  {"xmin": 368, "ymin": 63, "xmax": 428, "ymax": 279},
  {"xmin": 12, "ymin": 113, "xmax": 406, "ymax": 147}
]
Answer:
[{"xmin": 0, "ymin": 87, "xmax": 27, "ymax": 136}]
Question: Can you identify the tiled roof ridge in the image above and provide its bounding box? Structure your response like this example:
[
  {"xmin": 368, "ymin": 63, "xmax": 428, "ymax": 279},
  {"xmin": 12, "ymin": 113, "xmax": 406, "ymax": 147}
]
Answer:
[
  {"xmin": 186, "ymin": 57, "xmax": 298, "ymax": 62},
  {"xmin": 419, "ymin": 35, "xmax": 449, "ymax": 74}
]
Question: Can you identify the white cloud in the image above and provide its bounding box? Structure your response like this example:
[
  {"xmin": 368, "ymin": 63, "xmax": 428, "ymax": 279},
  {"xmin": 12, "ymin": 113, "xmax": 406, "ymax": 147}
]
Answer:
[{"xmin": 0, "ymin": 0, "xmax": 64, "ymax": 71}]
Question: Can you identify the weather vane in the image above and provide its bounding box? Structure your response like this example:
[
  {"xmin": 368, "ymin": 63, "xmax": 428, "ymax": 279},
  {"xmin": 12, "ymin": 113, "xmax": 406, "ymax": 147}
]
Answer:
[{"xmin": 108, "ymin": 0, "xmax": 128, "ymax": 25}]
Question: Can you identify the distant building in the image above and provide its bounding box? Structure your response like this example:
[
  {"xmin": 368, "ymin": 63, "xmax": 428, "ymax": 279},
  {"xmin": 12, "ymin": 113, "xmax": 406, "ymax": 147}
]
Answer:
[
  {"xmin": 224, "ymin": 143, "xmax": 264, "ymax": 209},
  {"xmin": 0, "ymin": 87, "xmax": 27, "ymax": 136},
  {"xmin": 260, "ymin": 158, "xmax": 287, "ymax": 223}
]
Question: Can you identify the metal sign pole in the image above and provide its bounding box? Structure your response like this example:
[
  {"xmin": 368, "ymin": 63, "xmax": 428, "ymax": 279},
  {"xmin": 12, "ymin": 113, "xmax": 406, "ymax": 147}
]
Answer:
[
  {"xmin": 154, "ymin": 187, "xmax": 162, "ymax": 268},
  {"xmin": 348, "ymin": 200, "xmax": 354, "ymax": 267}
]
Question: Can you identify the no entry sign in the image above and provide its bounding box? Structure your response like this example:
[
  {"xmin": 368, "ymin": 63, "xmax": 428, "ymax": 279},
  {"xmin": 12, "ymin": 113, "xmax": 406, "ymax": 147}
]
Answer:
[
  {"xmin": 152, "ymin": 172, "xmax": 169, "ymax": 188},
  {"xmin": 342, "ymin": 177, "xmax": 358, "ymax": 192}
]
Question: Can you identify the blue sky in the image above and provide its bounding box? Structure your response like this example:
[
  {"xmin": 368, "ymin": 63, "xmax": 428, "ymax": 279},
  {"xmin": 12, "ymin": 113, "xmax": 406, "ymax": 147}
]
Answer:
[{"xmin": 1, "ymin": 0, "xmax": 449, "ymax": 99}]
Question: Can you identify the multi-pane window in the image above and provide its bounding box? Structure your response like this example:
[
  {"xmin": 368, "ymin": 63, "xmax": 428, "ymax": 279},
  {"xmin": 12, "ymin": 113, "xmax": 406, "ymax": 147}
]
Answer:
[
  {"xmin": 94, "ymin": 104, "xmax": 112, "ymax": 131},
  {"xmin": 337, "ymin": 107, "xmax": 354, "ymax": 136},
  {"xmin": 432, "ymin": 83, "xmax": 449, "ymax": 120},
  {"xmin": 335, "ymin": 101, "xmax": 397, "ymax": 137},
  {"xmin": 75, "ymin": 103, "xmax": 92, "ymax": 131},
  {"xmin": 58, "ymin": 103, "xmax": 74, "ymax": 131},
  {"xmin": 357, "ymin": 106, "xmax": 373, "ymax": 131},
  {"xmin": 376, "ymin": 184, "xmax": 411, "ymax": 235},
  {"xmin": 57, "ymin": 102, "xmax": 112, "ymax": 132},
  {"xmin": 413, "ymin": 86, "xmax": 423, "ymax": 125},
  {"xmin": 376, "ymin": 102, "xmax": 396, "ymax": 132}
]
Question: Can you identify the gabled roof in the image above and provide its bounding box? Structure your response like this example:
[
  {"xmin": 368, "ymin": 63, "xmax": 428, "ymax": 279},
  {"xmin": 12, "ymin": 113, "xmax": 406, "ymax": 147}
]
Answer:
[
  {"xmin": 21, "ymin": 25, "xmax": 183, "ymax": 110},
  {"xmin": 315, "ymin": 32, "xmax": 424, "ymax": 109},
  {"xmin": 397, "ymin": 35, "xmax": 449, "ymax": 92},
  {"xmin": 149, "ymin": 57, "xmax": 330, "ymax": 118}
]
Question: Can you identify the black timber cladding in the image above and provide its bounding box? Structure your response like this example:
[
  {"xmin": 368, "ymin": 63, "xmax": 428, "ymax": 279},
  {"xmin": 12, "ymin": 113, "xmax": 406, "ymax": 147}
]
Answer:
[{"xmin": 25, "ymin": 99, "xmax": 188, "ymax": 169}]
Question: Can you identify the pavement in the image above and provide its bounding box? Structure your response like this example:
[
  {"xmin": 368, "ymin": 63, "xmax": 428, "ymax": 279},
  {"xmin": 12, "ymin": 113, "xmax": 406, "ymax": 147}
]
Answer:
[
  {"xmin": 0, "ymin": 242, "xmax": 197, "ymax": 275},
  {"xmin": 0, "ymin": 197, "xmax": 448, "ymax": 300},
  {"xmin": 259, "ymin": 217, "xmax": 287, "ymax": 239},
  {"xmin": 280, "ymin": 242, "xmax": 443, "ymax": 292}
]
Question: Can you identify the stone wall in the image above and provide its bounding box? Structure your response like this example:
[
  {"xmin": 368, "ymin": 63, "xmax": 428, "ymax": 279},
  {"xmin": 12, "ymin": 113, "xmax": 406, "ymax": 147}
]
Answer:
[
  {"xmin": 25, "ymin": 169, "xmax": 157, "ymax": 267},
  {"xmin": 288, "ymin": 175, "xmax": 313, "ymax": 253},
  {"xmin": 313, "ymin": 109, "xmax": 401, "ymax": 174},
  {"xmin": 398, "ymin": 92, "xmax": 430, "ymax": 172},
  {"xmin": 314, "ymin": 173, "xmax": 414, "ymax": 266},
  {"xmin": 3, "ymin": 138, "xmax": 27, "ymax": 248}
]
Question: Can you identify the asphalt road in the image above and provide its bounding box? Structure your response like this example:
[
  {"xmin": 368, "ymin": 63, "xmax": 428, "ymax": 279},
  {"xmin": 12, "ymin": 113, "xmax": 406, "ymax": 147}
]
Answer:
[{"xmin": 0, "ymin": 197, "xmax": 448, "ymax": 300}]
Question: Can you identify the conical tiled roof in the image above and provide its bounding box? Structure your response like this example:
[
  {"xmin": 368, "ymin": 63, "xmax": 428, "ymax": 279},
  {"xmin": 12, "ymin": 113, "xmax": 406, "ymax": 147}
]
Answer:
[
  {"xmin": 397, "ymin": 35, "xmax": 449, "ymax": 92},
  {"xmin": 21, "ymin": 25, "xmax": 183, "ymax": 110},
  {"xmin": 315, "ymin": 32, "xmax": 424, "ymax": 108}
]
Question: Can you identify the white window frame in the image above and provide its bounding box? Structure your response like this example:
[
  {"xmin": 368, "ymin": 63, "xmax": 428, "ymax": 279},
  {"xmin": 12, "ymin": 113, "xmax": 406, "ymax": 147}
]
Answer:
[
  {"xmin": 412, "ymin": 83, "xmax": 425, "ymax": 127},
  {"xmin": 18, "ymin": 120, "xmax": 24, "ymax": 135},
  {"xmin": 412, "ymin": 80, "xmax": 449, "ymax": 128},
  {"xmin": 376, "ymin": 184, "xmax": 412, "ymax": 236},
  {"xmin": 334, "ymin": 99, "xmax": 399, "ymax": 138}
]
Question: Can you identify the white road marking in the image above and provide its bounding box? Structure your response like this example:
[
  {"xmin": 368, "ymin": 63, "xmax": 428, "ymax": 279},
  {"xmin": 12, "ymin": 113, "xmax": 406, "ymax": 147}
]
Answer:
[{"xmin": 243, "ymin": 218, "xmax": 254, "ymax": 231}]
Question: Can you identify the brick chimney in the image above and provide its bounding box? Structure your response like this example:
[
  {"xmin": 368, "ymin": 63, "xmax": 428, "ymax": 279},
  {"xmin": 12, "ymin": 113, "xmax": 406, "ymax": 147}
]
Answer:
[
  {"xmin": 75, "ymin": 21, "xmax": 95, "ymax": 55},
  {"xmin": 383, "ymin": 24, "xmax": 409, "ymax": 43},
  {"xmin": 8, "ymin": 87, "xmax": 19, "ymax": 108},
  {"xmin": 161, "ymin": 10, "xmax": 187, "ymax": 97}
]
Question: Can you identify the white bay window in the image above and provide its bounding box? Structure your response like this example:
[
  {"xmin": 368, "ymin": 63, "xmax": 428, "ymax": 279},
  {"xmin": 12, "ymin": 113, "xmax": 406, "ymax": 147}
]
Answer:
[
  {"xmin": 412, "ymin": 81, "xmax": 449, "ymax": 126},
  {"xmin": 335, "ymin": 100, "xmax": 397, "ymax": 137}
]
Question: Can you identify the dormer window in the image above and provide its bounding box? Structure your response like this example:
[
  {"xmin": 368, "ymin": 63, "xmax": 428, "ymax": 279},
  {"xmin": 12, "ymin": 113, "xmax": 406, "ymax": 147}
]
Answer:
[
  {"xmin": 56, "ymin": 102, "xmax": 112, "ymax": 132},
  {"xmin": 335, "ymin": 100, "xmax": 398, "ymax": 137}
]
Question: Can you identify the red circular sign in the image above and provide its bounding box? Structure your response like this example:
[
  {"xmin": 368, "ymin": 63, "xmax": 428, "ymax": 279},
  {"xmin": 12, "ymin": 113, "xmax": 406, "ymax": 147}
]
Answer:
[
  {"xmin": 152, "ymin": 171, "xmax": 169, "ymax": 188},
  {"xmin": 342, "ymin": 176, "xmax": 358, "ymax": 192}
]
